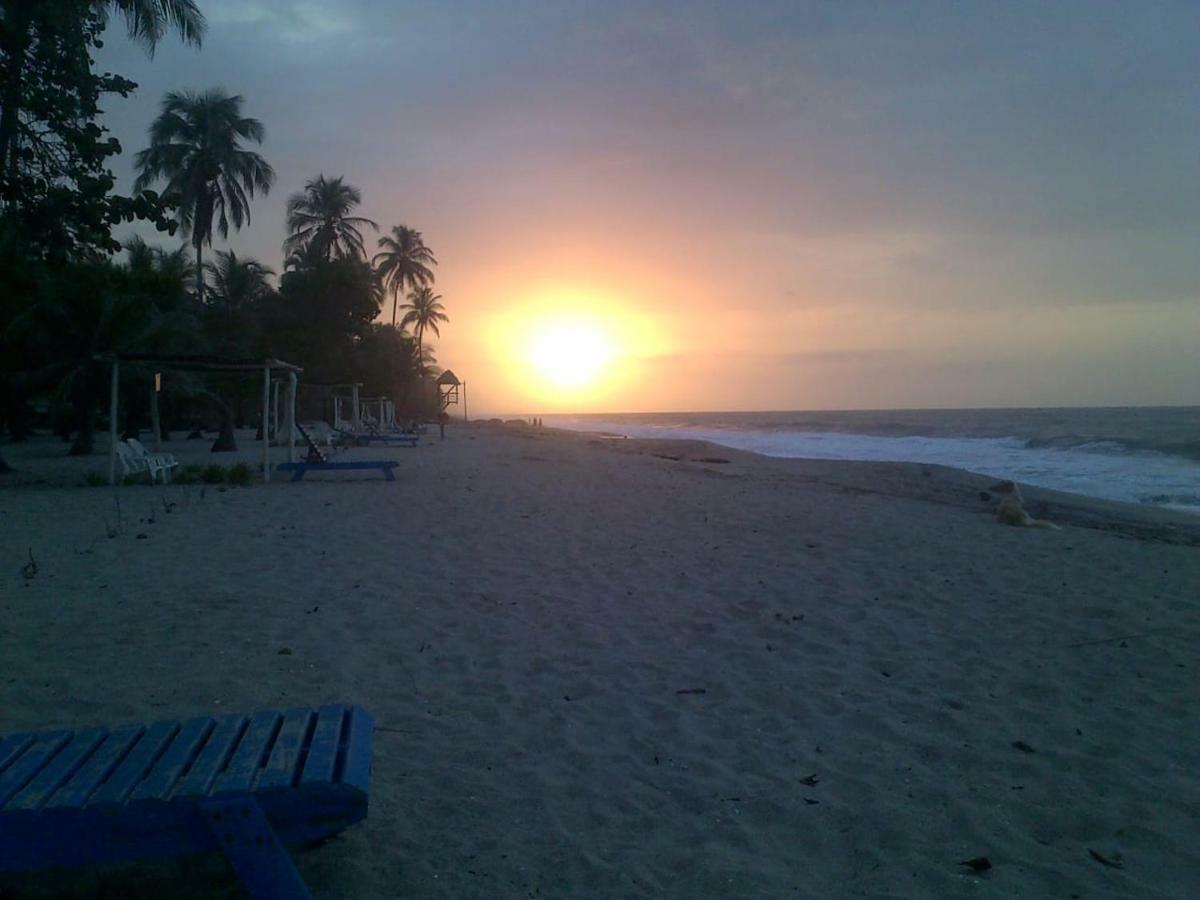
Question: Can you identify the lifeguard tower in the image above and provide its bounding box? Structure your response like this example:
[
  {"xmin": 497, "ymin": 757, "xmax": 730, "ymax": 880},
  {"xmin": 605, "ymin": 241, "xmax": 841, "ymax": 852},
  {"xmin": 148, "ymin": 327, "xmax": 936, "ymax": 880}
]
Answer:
[{"xmin": 437, "ymin": 370, "xmax": 467, "ymax": 421}]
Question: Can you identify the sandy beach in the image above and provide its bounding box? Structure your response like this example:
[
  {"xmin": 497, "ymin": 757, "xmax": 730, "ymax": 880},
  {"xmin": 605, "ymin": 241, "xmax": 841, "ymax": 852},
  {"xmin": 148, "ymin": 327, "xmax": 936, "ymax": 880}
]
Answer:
[{"xmin": 1, "ymin": 424, "xmax": 1198, "ymax": 898}]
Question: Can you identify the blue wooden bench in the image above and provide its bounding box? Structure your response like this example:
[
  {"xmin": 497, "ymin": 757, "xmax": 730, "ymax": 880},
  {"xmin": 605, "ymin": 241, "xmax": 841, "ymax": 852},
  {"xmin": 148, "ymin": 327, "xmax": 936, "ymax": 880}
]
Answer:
[
  {"xmin": 277, "ymin": 461, "xmax": 399, "ymax": 482},
  {"xmin": 0, "ymin": 704, "xmax": 373, "ymax": 899}
]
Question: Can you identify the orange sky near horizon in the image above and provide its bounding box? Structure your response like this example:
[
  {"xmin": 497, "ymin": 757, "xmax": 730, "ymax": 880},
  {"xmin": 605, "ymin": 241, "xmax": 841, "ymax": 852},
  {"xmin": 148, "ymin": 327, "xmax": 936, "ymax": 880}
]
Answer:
[{"xmin": 97, "ymin": 4, "xmax": 1200, "ymax": 416}]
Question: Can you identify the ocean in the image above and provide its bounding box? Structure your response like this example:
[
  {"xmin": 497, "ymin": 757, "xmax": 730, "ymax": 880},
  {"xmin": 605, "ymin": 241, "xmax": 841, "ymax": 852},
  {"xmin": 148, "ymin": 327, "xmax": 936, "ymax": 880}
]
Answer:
[{"xmin": 543, "ymin": 407, "xmax": 1200, "ymax": 514}]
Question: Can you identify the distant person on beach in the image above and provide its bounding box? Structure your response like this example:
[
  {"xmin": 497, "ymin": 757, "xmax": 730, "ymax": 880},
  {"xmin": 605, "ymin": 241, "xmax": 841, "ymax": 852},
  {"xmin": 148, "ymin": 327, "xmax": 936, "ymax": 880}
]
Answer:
[{"xmin": 439, "ymin": 411, "xmax": 449, "ymax": 441}]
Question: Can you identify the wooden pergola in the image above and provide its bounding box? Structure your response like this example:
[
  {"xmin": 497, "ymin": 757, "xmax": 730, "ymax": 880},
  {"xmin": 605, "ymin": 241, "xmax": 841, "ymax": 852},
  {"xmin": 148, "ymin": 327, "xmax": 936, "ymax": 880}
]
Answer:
[{"xmin": 97, "ymin": 354, "xmax": 303, "ymax": 486}]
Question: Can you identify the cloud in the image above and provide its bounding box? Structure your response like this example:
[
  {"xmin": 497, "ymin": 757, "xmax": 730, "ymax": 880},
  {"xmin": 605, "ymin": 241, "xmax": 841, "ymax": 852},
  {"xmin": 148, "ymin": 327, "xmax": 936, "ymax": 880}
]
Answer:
[{"xmin": 204, "ymin": 1, "xmax": 361, "ymax": 44}]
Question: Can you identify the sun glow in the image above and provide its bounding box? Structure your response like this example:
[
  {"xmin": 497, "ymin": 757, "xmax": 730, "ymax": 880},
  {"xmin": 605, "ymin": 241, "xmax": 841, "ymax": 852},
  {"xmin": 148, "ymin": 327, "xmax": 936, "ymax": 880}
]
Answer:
[
  {"xmin": 527, "ymin": 321, "xmax": 614, "ymax": 389},
  {"xmin": 488, "ymin": 284, "xmax": 669, "ymax": 408}
]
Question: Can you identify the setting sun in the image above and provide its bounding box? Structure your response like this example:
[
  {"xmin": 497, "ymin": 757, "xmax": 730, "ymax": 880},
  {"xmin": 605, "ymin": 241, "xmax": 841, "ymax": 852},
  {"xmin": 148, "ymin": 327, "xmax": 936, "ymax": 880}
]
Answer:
[
  {"xmin": 527, "ymin": 321, "xmax": 614, "ymax": 389},
  {"xmin": 486, "ymin": 284, "xmax": 669, "ymax": 409}
]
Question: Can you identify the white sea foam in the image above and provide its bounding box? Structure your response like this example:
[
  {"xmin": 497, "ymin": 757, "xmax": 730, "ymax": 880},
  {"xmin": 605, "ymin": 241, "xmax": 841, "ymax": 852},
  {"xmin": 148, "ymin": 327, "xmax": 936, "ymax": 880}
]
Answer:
[{"xmin": 547, "ymin": 416, "xmax": 1200, "ymax": 514}]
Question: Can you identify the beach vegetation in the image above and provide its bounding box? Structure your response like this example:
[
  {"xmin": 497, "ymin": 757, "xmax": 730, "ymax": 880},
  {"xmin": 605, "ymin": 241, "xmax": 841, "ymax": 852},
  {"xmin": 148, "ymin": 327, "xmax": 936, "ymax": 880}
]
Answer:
[
  {"xmin": 398, "ymin": 285, "xmax": 449, "ymax": 372},
  {"xmin": 83, "ymin": 470, "xmax": 107, "ymax": 486},
  {"xmin": 174, "ymin": 463, "xmax": 205, "ymax": 484},
  {"xmin": 283, "ymin": 175, "xmax": 377, "ymax": 263},
  {"xmin": 200, "ymin": 463, "xmax": 226, "ymax": 484},
  {"xmin": 0, "ymin": 1, "xmax": 201, "ymax": 260},
  {"xmin": 134, "ymin": 89, "xmax": 275, "ymax": 304},
  {"xmin": 0, "ymin": 3, "xmax": 452, "ymax": 465},
  {"xmin": 226, "ymin": 462, "xmax": 253, "ymax": 485},
  {"xmin": 373, "ymin": 225, "xmax": 436, "ymax": 328}
]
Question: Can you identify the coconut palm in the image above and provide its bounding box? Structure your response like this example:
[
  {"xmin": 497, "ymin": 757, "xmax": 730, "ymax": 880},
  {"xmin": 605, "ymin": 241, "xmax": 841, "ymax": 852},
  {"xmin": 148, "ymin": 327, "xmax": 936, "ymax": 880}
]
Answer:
[
  {"xmin": 398, "ymin": 285, "xmax": 448, "ymax": 369},
  {"xmin": 133, "ymin": 89, "xmax": 275, "ymax": 304},
  {"xmin": 204, "ymin": 250, "xmax": 274, "ymax": 310},
  {"xmin": 283, "ymin": 175, "xmax": 377, "ymax": 262},
  {"xmin": 372, "ymin": 225, "xmax": 436, "ymax": 327}
]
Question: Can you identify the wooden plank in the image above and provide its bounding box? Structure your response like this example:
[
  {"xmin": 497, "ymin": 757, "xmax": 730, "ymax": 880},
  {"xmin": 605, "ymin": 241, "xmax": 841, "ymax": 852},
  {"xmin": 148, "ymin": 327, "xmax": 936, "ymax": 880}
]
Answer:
[
  {"xmin": 0, "ymin": 733, "xmax": 34, "ymax": 778},
  {"xmin": 256, "ymin": 709, "xmax": 315, "ymax": 792},
  {"xmin": 299, "ymin": 705, "xmax": 345, "ymax": 786},
  {"xmin": 200, "ymin": 797, "xmax": 313, "ymax": 899},
  {"xmin": 129, "ymin": 716, "xmax": 214, "ymax": 803},
  {"xmin": 7, "ymin": 728, "xmax": 106, "ymax": 811},
  {"xmin": 172, "ymin": 715, "xmax": 248, "ymax": 800},
  {"xmin": 0, "ymin": 731, "xmax": 70, "ymax": 808},
  {"xmin": 338, "ymin": 707, "xmax": 375, "ymax": 793},
  {"xmin": 45, "ymin": 725, "xmax": 144, "ymax": 809},
  {"xmin": 88, "ymin": 720, "xmax": 179, "ymax": 807},
  {"xmin": 212, "ymin": 711, "xmax": 282, "ymax": 796}
]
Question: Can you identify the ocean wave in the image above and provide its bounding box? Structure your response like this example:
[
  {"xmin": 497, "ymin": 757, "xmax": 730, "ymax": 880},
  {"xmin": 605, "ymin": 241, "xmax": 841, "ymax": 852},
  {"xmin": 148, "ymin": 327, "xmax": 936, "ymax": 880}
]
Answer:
[{"xmin": 547, "ymin": 415, "xmax": 1200, "ymax": 514}]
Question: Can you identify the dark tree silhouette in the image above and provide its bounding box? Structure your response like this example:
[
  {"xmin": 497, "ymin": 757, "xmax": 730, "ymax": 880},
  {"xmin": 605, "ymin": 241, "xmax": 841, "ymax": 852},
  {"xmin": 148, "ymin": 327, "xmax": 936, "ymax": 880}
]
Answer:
[
  {"xmin": 373, "ymin": 225, "xmax": 436, "ymax": 327},
  {"xmin": 134, "ymin": 89, "xmax": 275, "ymax": 304},
  {"xmin": 398, "ymin": 285, "xmax": 448, "ymax": 370},
  {"xmin": 283, "ymin": 175, "xmax": 377, "ymax": 262}
]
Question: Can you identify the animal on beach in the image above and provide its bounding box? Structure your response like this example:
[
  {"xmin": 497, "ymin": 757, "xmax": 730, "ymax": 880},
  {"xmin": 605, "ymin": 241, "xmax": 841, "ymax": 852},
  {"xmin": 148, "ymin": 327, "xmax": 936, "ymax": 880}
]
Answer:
[{"xmin": 989, "ymin": 480, "xmax": 1061, "ymax": 530}]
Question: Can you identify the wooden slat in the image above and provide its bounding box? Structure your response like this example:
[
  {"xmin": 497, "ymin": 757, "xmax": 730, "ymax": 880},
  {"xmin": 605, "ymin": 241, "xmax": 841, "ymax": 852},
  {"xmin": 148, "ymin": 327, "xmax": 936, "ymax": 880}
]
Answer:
[
  {"xmin": 7, "ymin": 728, "xmax": 106, "ymax": 811},
  {"xmin": 130, "ymin": 716, "xmax": 213, "ymax": 802},
  {"xmin": 45, "ymin": 725, "xmax": 144, "ymax": 809},
  {"xmin": 0, "ymin": 733, "xmax": 34, "ymax": 777},
  {"xmin": 212, "ymin": 711, "xmax": 282, "ymax": 796},
  {"xmin": 256, "ymin": 709, "xmax": 315, "ymax": 792},
  {"xmin": 172, "ymin": 715, "xmax": 248, "ymax": 800},
  {"xmin": 88, "ymin": 720, "xmax": 178, "ymax": 806},
  {"xmin": 338, "ymin": 707, "xmax": 375, "ymax": 793},
  {"xmin": 0, "ymin": 731, "xmax": 70, "ymax": 808},
  {"xmin": 299, "ymin": 705, "xmax": 345, "ymax": 786}
]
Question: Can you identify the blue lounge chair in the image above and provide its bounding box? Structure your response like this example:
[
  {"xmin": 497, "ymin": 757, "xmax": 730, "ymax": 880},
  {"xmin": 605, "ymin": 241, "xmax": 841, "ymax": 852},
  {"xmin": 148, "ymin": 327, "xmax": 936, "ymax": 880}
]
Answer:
[
  {"xmin": 281, "ymin": 422, "xmax": 398, "ymax": 481},
  {"xmin": 277, "ymin": 460, "xmax": 399, "ymax": 481},
  {"xmin": 0, "ymin": 704, "xmax": 373, "ymax": 899}
]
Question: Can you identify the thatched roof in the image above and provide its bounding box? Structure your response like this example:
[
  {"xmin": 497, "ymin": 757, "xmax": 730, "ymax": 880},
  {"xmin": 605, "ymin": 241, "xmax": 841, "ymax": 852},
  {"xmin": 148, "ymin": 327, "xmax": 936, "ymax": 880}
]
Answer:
[{"xmin": 437, "ymin": 369, "xmax": 461, "ymax": 385}]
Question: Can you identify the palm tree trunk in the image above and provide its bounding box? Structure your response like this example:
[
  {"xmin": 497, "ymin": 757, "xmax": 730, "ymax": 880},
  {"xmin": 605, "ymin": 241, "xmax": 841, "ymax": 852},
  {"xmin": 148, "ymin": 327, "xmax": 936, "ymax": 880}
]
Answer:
[
  {"xmin": 0, "ymin": 15, "xmax": 32, "ymax": 192},
  {"xmin": 195, "ymin": 236, "xmax": 205, "ymax": 305},
  {"xmin": 392, "ymin": 292, "xmax": 398, "ymax": 328},
  {"xmin": 416, "ymin": 324, "xmax": 425, "ymax": 370}
]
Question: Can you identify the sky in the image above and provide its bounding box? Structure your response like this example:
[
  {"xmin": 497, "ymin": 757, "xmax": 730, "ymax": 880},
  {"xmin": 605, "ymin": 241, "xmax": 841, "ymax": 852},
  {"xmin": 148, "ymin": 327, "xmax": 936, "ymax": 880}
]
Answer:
[{"xmin": 96, "ymin": 1, "xmax": 1200, "ymax": 415}]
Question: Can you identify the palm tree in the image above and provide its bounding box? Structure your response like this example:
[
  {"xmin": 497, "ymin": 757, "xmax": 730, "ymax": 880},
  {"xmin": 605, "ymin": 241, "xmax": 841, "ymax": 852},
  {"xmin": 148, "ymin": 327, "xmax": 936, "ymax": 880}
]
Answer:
[
  {"xmin": 372, "ymin": 225, "xmax": 436, "ymax": 327},
  {"xmin": 0, "ymin": 1, "xmax": 205, "ymax": 184},
  {"xmin": 283, "ymin": 175, "xmax": 377, "ymax": 262},
  {"xmin": 133, "ymin": 89, "xmax": 275, "ymax": 304},
  {"xmin": 205, "ymin": 250, "xmax": 274, "ymax": 310},
  {"xmin": 398, "ymin": 286, "xmax": 449, "ymax": 369}
]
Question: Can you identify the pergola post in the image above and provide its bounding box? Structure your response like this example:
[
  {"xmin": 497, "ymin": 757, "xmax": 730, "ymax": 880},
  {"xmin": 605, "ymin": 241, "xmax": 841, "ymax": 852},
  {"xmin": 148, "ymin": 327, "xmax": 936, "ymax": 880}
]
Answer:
[
  {"xmin": 352, "ymin": 384, "xmax": 361, "ymax": 431},
  {"xmin": 462, "ymin": 382, "xmax": 468, "ymax": 422},
  {"xmin": 271, "ymin": 378, "xmax": 280, "ymax": 440},
  {"xmin": 261, "ymin": 363, "xmax": 271, "ymax": 483},
  {"xmin": 150, "ymin": 373, "xmax": 162, "ymax": 451},
  {"xmin": 108, "ymin": 360, "xmax": 119, "ymax": 485},
  {"xmin": 286, "ymin": 371, "xmax": 297, "ymax": 463}
]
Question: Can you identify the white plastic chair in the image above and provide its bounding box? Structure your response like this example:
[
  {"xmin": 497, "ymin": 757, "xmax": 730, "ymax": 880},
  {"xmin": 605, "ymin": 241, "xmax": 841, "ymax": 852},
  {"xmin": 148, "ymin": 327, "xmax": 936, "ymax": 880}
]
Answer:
[{"xmin": 124, "ymin": 438, "xmax": 178, "ymax": 483}]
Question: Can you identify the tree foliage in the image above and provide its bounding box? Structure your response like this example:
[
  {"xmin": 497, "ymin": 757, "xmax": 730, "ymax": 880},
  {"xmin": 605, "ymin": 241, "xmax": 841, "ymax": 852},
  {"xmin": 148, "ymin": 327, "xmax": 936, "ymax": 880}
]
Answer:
[
  {"xmin": 283, "ymin": 174, "xmax": 377, "ymax": 262},
  {"xmin": 134, "ymin": 89, "xmax": 275, "ymax": 302},
  {"xmin": 0, "ymin": 0, "xmax": 202, "ymax": 259},
  {"xmin": 373, "ymin": 224, "xmax": 436, "ymax": 327}
]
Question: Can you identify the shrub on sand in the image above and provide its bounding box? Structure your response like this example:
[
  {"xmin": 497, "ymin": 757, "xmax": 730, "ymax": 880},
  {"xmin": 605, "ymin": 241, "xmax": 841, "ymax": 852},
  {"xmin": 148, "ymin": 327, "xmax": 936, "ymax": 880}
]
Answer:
[
  {"xmin": 201, "ymin": 464, "xmax": 227, "ymax": 484},
  {"xmin": 174, "ymin": 464, "xmax": 205, "ymax": 485},
  {"xmin": 227, "ymin": 462, "xmax": 253, "ymax": 486}
]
